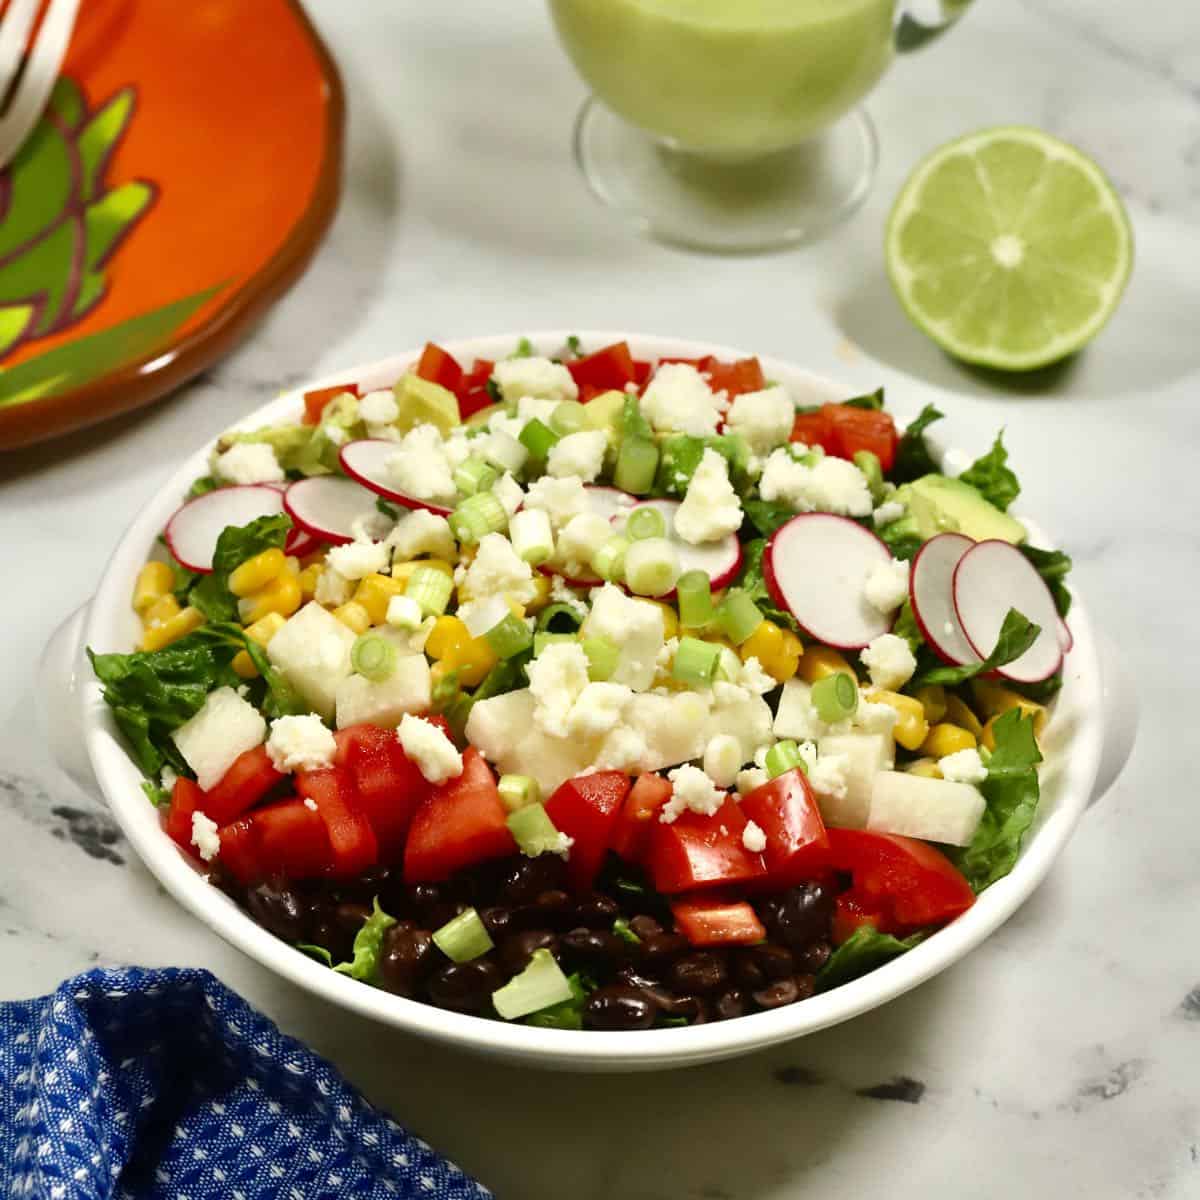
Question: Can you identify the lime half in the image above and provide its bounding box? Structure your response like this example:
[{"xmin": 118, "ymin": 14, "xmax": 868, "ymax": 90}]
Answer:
[{"xmin": 886, "ymin": 126, "xmax": 1133, "ymax": 371}]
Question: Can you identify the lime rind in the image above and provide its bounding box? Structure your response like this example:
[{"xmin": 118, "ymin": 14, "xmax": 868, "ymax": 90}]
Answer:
[{"xmin": 886, "ymin": 125, "xmax": 1133, "ymax": 371}]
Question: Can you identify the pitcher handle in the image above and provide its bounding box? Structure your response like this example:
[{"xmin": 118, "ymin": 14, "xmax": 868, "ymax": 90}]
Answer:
[
  {"xmin": 38, "ymin": 600, "xmax": 100, "ymax": 796},
  {"xmin": 895, "ymin": 0, "xmax": 972, "ymax": 51}
]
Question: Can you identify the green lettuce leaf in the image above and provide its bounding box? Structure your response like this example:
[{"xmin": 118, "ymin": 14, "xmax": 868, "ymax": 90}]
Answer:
[
  {"xmin": 816, "ymin": 925, "xmax": 926, "ymax": 991},
  {"xmin": 876, "ymin": 522, "xmax": 923, "ymax": 562},
  {"xmin": 653, "ymin": 433, "xmax": 755, "ymax": 497},
  {"xmin": 238, "ymin": 636, "xmax": 308, "ymax": 719},
  {"xmin": 891, "ymin": 600, "xmax": 924, "ymax": 652},
  {"xmin": 141, "ymin": 779, "xmax": 170, "ymax": 807},
  {"xmin": 842, "ymin": 387, "xmax": 885, "ymax": 411},
  {"xmin": 741, "ymin": 499, "xmax": 796, "ymax": 539},
  {"xmin": 188, "ymin": 514, "xmax": 293, "ymax": 622},
  {"xmin": 735, "ymin": 539, "xmax": 799, "ymax": 633},
  {"xmin": 1019, "ymin": 544, "xmax": 1073, "ymax": 617},
  {"xmin": 890, "ymin": 404, "xmax": 944, "ymax": 483},
  {"xmin": 525, "ymin": 972, "xmax": 589, "ymax": 1030},
  {"xmin": 186, "ymin": 475, "xmax": 219, "ymax": 500},
  {"xmin": 949, "ymin": 709, "xmax": 1042, "ymax": 891},
  {"xmin": 297, "ymin": 943, "xmax": 334, "ymax": 967},
  {"xmin": 959, "ymin": 432, "xmax": 1020, "ymax": 512},
  {"xmin": 332, "ymin": 898, "xmax": 397, "ymax": 984},
  {"xmin": 913, "ymin": 608, "xmax": 1040, "ymax": 688}
]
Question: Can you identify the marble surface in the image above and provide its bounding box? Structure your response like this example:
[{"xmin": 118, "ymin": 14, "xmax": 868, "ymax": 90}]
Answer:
[{"xmin": 2, "ymin": 1, "xmax": 1198, "ymax": 1196}]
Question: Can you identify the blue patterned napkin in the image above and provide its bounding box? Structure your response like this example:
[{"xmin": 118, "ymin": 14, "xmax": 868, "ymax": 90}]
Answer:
[{"xmin": 1, "ymin": 966, "xmax": 490, "ymax": 1200}]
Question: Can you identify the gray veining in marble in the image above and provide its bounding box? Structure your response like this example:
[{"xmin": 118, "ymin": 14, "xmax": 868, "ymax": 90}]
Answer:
[{"xmin": 2, "ymin": 2, "xmax": 1198, "ymax": 1197}]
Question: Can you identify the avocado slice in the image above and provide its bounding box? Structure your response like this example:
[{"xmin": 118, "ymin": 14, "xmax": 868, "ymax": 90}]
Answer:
[
  {"xmin": 392, "ymin": 372, "xmax": 461, "ymax": 436},
  {"xmin": 903, "ymin": 475, "xmax": 1025, "ymax": 544}
]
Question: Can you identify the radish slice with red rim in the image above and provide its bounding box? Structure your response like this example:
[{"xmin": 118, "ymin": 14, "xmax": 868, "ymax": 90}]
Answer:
[
  {"xmin": 284, "ymin": 476, "xmax": 385, "ymax": 547},
  {"xmin": 763, "ymin": 514, "xmax": 893, "ymax": 650},
  {"xmin": 165, "ymin": 485, "xmax": 285, "ymax": 574},
  {"xmin": 339, "ymin": 439, "xmax": 454, "ymax": 517},
  {"xmin": 952, "ymin": 539, "xmax": 1064, "ymax": 683},
  {"xmin": 909, "ymin": 532, "xmax": 981, "ymax": 667},
  {"xmin": 1057, "ymin": 616, "xmax": 1073, "ymax": 653},
  {"xmin": 619, "ymin": 498, "xmax": 743, "ymax": 592},
  {"xmin": 285, "ymin": 527, "xmax": 320, "ymax": 558}
]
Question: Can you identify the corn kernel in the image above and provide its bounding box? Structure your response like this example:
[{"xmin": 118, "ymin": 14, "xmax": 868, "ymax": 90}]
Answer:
[
  {"xmin": 739, "ymin": 621, "xmax": 802, "ymax": 684},
  {"xmin": 430, "ymin": 660, "xmax": 456, "ymax": 691},
  {"xmin": 921, "ymin": 723, "xmax": 977, "ymax": 758},
  {"xmin": 797, "ymin": 645, "xmax": 853, "ymax": 684},
  {"xmin": 970, "ymin": 679, "xmax": 1047, "ymax": 738},
  {"xmin": 426, "ymin": 615, "xmax": 472, "ymax": 662},
  {"xmin": 423, "ymin": 614, "xmax": 496, "ymax": 685},
  {"xmin": 452, "ymin": 636, "xmax": 498, "ymax": 687},
  {"xmin": 298, "ymin": 563, "xmax": 324, "ymax": 602},
  {"xmin": 354, "ymin": 573, "xmax": 408, "ymax": 625},
  {"xmin": 866, "ymin": 688, "xmax": 929, "ymax": 751},
  {"xmin": 913, "ymin": 684, "xmax": 947, "ymax": 725},
  {"xmin": 237, "ymin": 572, "xmax": 302, "ymax": 625},
  {"xmin": 244, "ymin": 612, "xmax": 286, "ymax": 647},
  {"xmin": 143, "ymin": 593, "xmax": 181, "ymax": 629},
  {"xmin": 332, "ymin": 601, "xmax": 371, "ymax": 634},
  {"xmin": 943, "ymin": 693, "xmax": 984, "ymax": 740},
  {"xmin": 133, "ymin": 561, "xmax": 175, "ymax": 614},
  {"xmin": 645, "ymin": 600, "xmax": 679, "ymax": 641},
  {"xmin": 905, "ymin": 757, "xmax": 943, "ymax": 779},
  {"xmin": 140, "ymin": 605, "xmax": 205, "ymax": 652},
  {"xmin": 232, "ymin": 650, "xmax": 259, "ymax": 679},
  {"xmin": 228, "ymin": 548, "xmax": 288, "ymax": 598},
  {"xmin": 524, "ymin": 573, "xmax": 552, "ymax": 614}
]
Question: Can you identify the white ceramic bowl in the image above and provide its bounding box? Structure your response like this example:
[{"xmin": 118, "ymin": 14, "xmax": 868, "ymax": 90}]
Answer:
[{"xmin": 42, "ymin": 333, "xmax": 1135, "ymax": 1071}]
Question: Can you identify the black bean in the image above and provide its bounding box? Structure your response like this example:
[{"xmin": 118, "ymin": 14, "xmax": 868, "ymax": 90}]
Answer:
[
  {"xmin": 497, "ymin": 928, "xmax": 558, "ymax": 976},
  {"xmin": 583, "ymin": 985, "xmax": 657, "ymax": 1031},
  {"xmin": 756, "ymin": 883, "xmax": 834, "ymax": 950},
  {"xmin": 479, "ymin": 906, "xmax": 514, "ymax": 940},
  {"xmin": 752, "ymin": 978, "xmax": 801, "ymax": 1009},
  {"xmin": 795, "ymin": 940, "xmax": 832, "ymax": 974},
  {"xmin": 406, "ymin": 883, "xmax": 460, "ymax": 931},
  {"xmin": 628, "ymin": 915, "xmax": 663, "ymax": 940},
  {"xmin": 425, "ymin": 959, "xmax": 504, "ymax": 1013},
  {"xmin": 653, "ymin": 991, "xmax": 704, "ymax": 1021},
  {"xmin": 497, "ymin": 855, "xmax": 567, "ymax": 905},
  {"xmin": 245, "ymin": 879, "xmax": 310, "ymax": 944},
  {"xmin": 792, "ymin": 974, "xmax": 816, "ymax": 1003},
  {"xmin": 378, "ymin": 922, "xmax": 435, "ymax": 997},
  {"xmin": 713, "ymin": 989, "xmax": 748, "ymax": 1021},
  {"xmin": 746, "ymin": 944, "xmax": 796, "ymax": 982},
  {"xmin": 310, "ymin": 901, "xmax": 372, "ymax": 963},
  {"xmin": 639, "ymin": 931, "xmax": 688, "ymax": 963},
  {"xmin": 571, "ymin": 893, "xmax": 620, "ymax": 927},
  {"xmin": 668, "ymin": 951, "xmax": 729, "ymax": 995},
  {"xmin": 733, "ymin": 950, "xmax": 766, "ymax": 991},
  {"xmin": 559, "ymin": 928, "xmax": 623, "ymax": 968},
  {"xmin": 615, "ymin": 965, "xmax": 663, "ymax": 992}
]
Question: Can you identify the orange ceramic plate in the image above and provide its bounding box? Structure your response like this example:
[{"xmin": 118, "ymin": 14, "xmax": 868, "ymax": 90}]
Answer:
[{"xmin": 0, "ymin": 0, "xmax": 343, "ymax": 449}]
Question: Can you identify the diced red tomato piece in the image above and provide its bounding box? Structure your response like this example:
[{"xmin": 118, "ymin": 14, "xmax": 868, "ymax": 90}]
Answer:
[
  {"xmin": 825, "ymin": 404, "xmax": 899, "ymax": 472},
  {"xmin": 199, "ymin": 745, "xmax": 285, "ymax": 826},
  {"xmin": 632, "ymin": 359, "xmax": 653, "ymax": 390},
  {"xmin": 739, "ymin": 767, "xmax": 829, "ymax": 888},
  {"xmin": 825, "ymin": 829, "xmax": 975, "ymax": 932},
  {"xmin": 404, "ymin": 747, "xmax": 515, "ymax": 883},
  {"xmin": 415, "ymin": 342, "xmax": 464, "ymax": 394},
  {"xmin": 302, "ymin": 383, "xmax": 358, "ymax": 425},
  {"xmin": 456, "ymin": 358, "xmax": 497, "ymax": 420},
  {"xmin": 706, "ymin": 357, "xmax": 766, "ymax": 398},
  {"xmin": 609, "ymin": 773, "xmax": 672, "ymax": 863},
  {"xmin": 568, "ymin": 341, "xmax": 638, "ymax": 394},
  {"xmin": 544, "ymin": 770, "xmax": 632, "ymax": 891},
  {"xmin": 295, "ymin": 767, "xmax": 377, "ymax": 878},
  {"xmin": 165, "ymin": 777, "xmax": 204, "ymax": 854},
  {"xmin": 789, "ymin": 407, "xmax": 837, "ymax": 453},
  {"xmin": 831, "ymin": 888, "xmax": 895, "ymax": 944},
  {"xmin": 217, "ymin": 797, "xmax": 335, "ymax": 885},
  {"xmin": 671, "ymin": 896, "xmax": 766, "ymax": 946},
  {"xmin": 646, "ymin": 796, "xmax": 766, "ymax": 894}
]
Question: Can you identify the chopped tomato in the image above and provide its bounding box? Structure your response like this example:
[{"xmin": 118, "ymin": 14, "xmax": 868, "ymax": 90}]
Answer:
[
  {"xmin": 646, "ymin": 796, "xmax": 766, "ymax": 894},
  {"xmin": 302, "ymin": 383, "xmax": 358, "ymax": 425},
  {"xmin": 165, "ymin": 777, "xmax": 204, "ymax": 854},
  {"xmin": 831, "ymin": 889, "xmax": 895, "ymax": 945},
  {"xmin": 415, "ymin": 342, "xmax": 464, "ymax": 394},
  {"xmin": 334, "ymin": 723, "xmax": 428, "ymax": 863},
  {"xmin": 217, "ymin": 797, "xmax": 335, "ymax": 885},
  {"xmin": 739, "ymin": 767, "xmax": 828, "ymax": 888},
  {"xmin": 295, "ymin": 767, "xmax": 377, "ymax": 878},
  {"xmin": 671, "ymin": 896, "xmax": 766, "ymax": 946},
  {"xmin": 404, "ymin": 747, "xmax": 515, "ymax": 883},
  {"xmin": 706, "ymin": 357, "xmax": 766, "ymax": 398},
  {"xmin": 789, "ymin": 407, "xmax": 836, "ymax": 453},
  {"xmin": 545, "ymin": 770, "xmax": 632, "ymax": 891},
  {"xmin": 609, "ymin": 773, "xmax": 672, "ymax": 862},
  {"xmin": 568, "ymin": 341, "xmax": 638, "ymax": 394},
  {"xmin": 632, "ymin": 359, "xmax": 654, "ymax": 390},
  {"xmin": 825, "ymin": 829, "xmax": 975, "ymax": 932},
  {"xmin": 790, "ymin": 403, "xmax": 899, "ymax": 472},
  {"xmin": 200, "ymin": 745, "xmax": 285, "ymax": 826},
  {"xmin": 456, "ymin": 358, "xmax": 496, "ymax": 420}
]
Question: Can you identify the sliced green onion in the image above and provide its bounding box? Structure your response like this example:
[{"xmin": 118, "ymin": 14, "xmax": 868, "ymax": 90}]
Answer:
[
  {"xmin": 716, "ymin": 589, "xmax": 762, "ymax": 645},
  {"xmin": 852, "ymin": 450, "xmax": 885, "ymax": 504},
  {"xmin": 714, "ymin": 644, "xmax": 743, "ymax": 683},
  {"xmin": 492, "ymin": 947, "xmax": 574, "ymax": 1020},
  {"xmin": 612, "ymin": 917, "xmax": 641, "ymax": 946},
  {"xmin": 506, "ymin": 802, "xmax": 566, "ymax": 858},
  {"xmin": 350, "ymin": 633, "xmax": 398, "ymax": 682},
  {"xmin": 430, "ymin": 665, "xmax": 460, "ymax": 710},
  {"xmin": 624, "ymin": 536, "xmax": 681, "ymax": 597},
  {"xmin": 766, "ymin": 740, "xmax": 804, "ymax": 779},
  {"xmin": 676, "ymin": 569, "xmax": 714, "ymax": 629},
  {"xmin": 550, "ymin": 400, "xmax": 587, "ymax": 436},
  {"xmin": 518, "ymin": 417, "xmax": 559, "ymax": 459},
  {"xmin": 583, "ymin": 389, "xmax": 626, "ymax": 432},
  {"xmin": 671, "ymin": 636, "xmax": 721, "ymax": 687},
  {"xmin": 811, "ymin": 671, "xmax": 859, "ymax": 723},
  {"xmin": 614, "ymin": 436, "xmax": 659, "ymax": 495},
  {"xmin": 452, "ymin": 455, "xmax": 498, "ymax": 497},
  {"xmin": 582, "ymin": 635, "xmax": 619, "ymax": 681},
  {"xmin": 509, "ymin": 508, "xmax": 554, "ymax": 565},
  {"xmin": 432, "ymin": 907, "xmax": 494, "ymax": 963},
  {"xmin": 460, "ymin": 594, "xmax": 510, "ymax": 638},
  {"xmin": 626, "ymin": 505, "xmax": 665, "ymax": 541},
  {"xmin": 533, "ymin": 631, "xmax": 577, "ymax": 656},
  {"xmin": 485, "ymin": 612, "xmax": 533, "ymax": 659},
  {"xmin": 449, "ymin": 492, "xmax": 508, "ymax": 544},
  {"xmin": 591, "ymin": 535, "xmax": 629, "ymax": 582},
  {"xmin": 498, "ymin": 774, "xmax": 540, "ymax": 813},
  {"xmin": 536, "ymin": 602, "xmax": 584, "ymax": 633},
  {"xmin": 405, "ymin": 564, "xmax": 453, "ymax": 616}
]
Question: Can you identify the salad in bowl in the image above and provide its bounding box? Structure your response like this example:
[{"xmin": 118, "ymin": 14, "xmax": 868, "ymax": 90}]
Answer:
[{"xmin": 89, "ymin": 336, "xmax": 1074, "ymax": 1034}]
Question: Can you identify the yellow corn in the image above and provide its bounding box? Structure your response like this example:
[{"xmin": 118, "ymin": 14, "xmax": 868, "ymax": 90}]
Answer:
[
  {"xmin": 426, "ymin": 615, "xmax": 472, "ymax": 662},
  {"xmin": 738, "ymin": 620, "xmax": 800, "ymax": 683},
  {"xmin": 921, "ymin": 723, "xmax": 977, "ymax": 758},
  {"xmin": 332, "ymin": 600, "xmax": 371, "ymax": 634},
  {"xmin": 796, "ymin": 644, "xmax": 853, "ymax": 684},
  {"xmin": 390, "ymin": 558, "xmax": 454, "ymax": 590},
  {"xmin": 237, "ymin": 571, "xmax": 302, "ymax": 625},
  {"xmin": 232, "ymin": 650, "xmax": 259, "ymax": 679},
  {"xmin": 140, "ymin": 605, "xmax": 204, "ymax": 652},
  {"xmin": 142, "ymin": 594, "xmax": 181, "ymax": 629},
  {"xmin": 646, "ymin": 600, "xmax": 679, "ymax": 641},
  {"xmin": 354, "ymin": 573, "xmax": 408, "ymax": 625},
  {"xmin": 970, "ymin": 679, "xmax": 1048, "ymax": 739},
  {"xmin": 913, "ymin": 684, "xmax": 947, "ymax": 725},
  {"xmin": 866, "ymin": 688, "xmax": 930, "ymax": 751},
  {"xmin": 943, "ymin": 693, "xmax": 984, "ymax": 740},
  {"xmin": 424, "ymin": 614, "xmax": 496, "ymax": 686},
  {"xmin": 228, "ymin": 548, "xmax": 288, "ymax": 598},
  {"xmin": 905, "ymin": 757, "xmax": 943, "ymax": 779},
  {"xmin": 524, "ymin": 573, "xmax": 552, "ymax": 614},
  {"xmin": 298, "ymin": 563, "xmax": 324, "ymax": 602},
  {"xmin": 452, "ymin": 637, "xmax": 498, "ymax": 687},
  {"xmin": 245, "ymin": 612, "xmax": 287, "ymax": 647},
  {"xmin": 132, "ymin": 561, "xmax": 175, "ymax": 615}
]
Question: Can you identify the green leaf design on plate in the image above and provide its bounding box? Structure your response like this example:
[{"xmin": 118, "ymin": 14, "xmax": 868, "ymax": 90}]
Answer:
[
  {"xmin": 0, "ymin": 304, "xmax": 38, "ymax": 357},
  {"xmin": 0, "ymin": 119, "xmax": 74, "ymax": 261},
  {"xmin": 47, "ymin": 77, "xmax": 85, "ymax": 129},
  {"xmin": 76, "ymin": 87, "xmax": 135, "ymax": 203},
  {"xmin": 0, "ymin": 217, "xmax": 83, "ymax": 335}
]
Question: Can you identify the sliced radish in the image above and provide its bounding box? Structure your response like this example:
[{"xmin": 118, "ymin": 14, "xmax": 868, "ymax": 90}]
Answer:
[
  {"xmin": 284, "ymin": 476, "xmax": 384, "ymax": 547},
  {"xmin": 620, "ymin": 498, "xmax": 743, "ymax": 591},
  {"xmin": 763, "ymin": 514, "xmax": 893, "ymax": 650},
  {"xmin": 285, "ymin": 527, "xmax": 320, "ymax": 558},
  {"xmin": 339, "ymin": 439, "xmax": 454, "ymax": 517},
  {"xmin": 537, "ymin": 487, "xmax": 640, "ymax": 587},
  {"xmin": 909, "ymin": 533, "xmax": 981, "ymax": 667},
  {"xmin": 165, "ymin": 485, "xmax": 285, "ymax": 573},
  {"xmin": 952, "ymin": 540, "xmax": 1063, "ymax": 683},
  {"xmin": 1057, "ymin": 616, "xmax": 1073, "ymax": 653}
]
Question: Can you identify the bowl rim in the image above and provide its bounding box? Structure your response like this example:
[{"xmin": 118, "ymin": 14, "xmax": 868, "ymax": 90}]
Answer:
[{"xmin": 80, "ymin": 331, "xmax": 1102, "ymax": 1067}]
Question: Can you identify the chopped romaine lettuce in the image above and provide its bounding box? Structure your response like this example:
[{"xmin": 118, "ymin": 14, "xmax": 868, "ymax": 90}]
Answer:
[
  {"xmin": 332, "ymin": 898, "xmax": 397, "ymax": 984},
  {"xmin": 1019, "ymin": 544, "xmax": 1072, "ymax": 617},
  {"xmin": 188, "ymin": 514, "xmax": 293, "ymax": 622},
  {"xmin": 816, "ymin": 925, "xmax": 926, "ymax": 991},
  {"xmin": 959, "ymin": 431, "xmax": 1020, "ymax": 512},
  {"xmin": 890, "ymin": 403, "xmax": 944, "ymax": 483},
  {"xmin": 912, "ymin": 608, "xmax": 1039, "ymax": 688}
]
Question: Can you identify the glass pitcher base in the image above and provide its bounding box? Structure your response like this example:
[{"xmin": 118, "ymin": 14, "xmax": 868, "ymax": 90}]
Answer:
[{"xmin": 573, "ymin": 98, "xmax": 878, "ymax": 253}]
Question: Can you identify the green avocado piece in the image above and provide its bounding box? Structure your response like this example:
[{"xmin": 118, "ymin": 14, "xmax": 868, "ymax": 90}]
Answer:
[
  {"xmin": 904, "ymin": 474, "xmax": 1026, "ymax": 544},
  {"xmin": 393, "ymin": 372, "xmax": 460, "ymax": 435}
]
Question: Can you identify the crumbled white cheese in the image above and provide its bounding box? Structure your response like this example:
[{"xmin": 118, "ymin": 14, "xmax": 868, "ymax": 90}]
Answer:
[
  {"xmin": 548, "ymin": 577, "xmax": 588, "ymax": 621},
  {"xmin": 191, "ymin": 811, "xmax": 221, "ymax": 862},
  {"xmin": 759, "ymin": 448, "xmax": 873, "ymax": 517},
  {"xmin": 546, "ymin": 430, "xmax": 608, "ymax": 482},
  {"xmin": 567, "ymin": 682, "xmax": 634, "ymax": 739},
  {"xmin": 580, "ymin": 584, "xmax": 665, "ymax": 692},
  {"xmin": 397, "ymin": 714, "xmax": 463, "ymax": 784},
  {"xmin": 808, "ymin": 748, "xmax": 849, "ymax": 800},
  {"xmin": 461, "ymin": 533, "xmax": 537, "ymax": 605},
  {"xmin": 737, "ymin": 656, "xmax": 775, "ymax": 696},
  {"xmin": 213, "ymin": 442, "xmax": 285, "ymax": 486},
  {"xmin": 593, "ymin": 726, "xmax": 650, "ymax": 772},
  {"xmin": 480, "ymin": 431, "xmax": 529, "ymax": 476},
  {"xmin": 864, "ymin": 558, "xmax": 910, "ymax": 614},
  {"xmin": 516, "ymin": 395, "xmax": 563, "ymax": 427},
  {"xmin": 703, "ymin": 733, "xmax": 743, "ymax": 789},
  {"xmin": 741, "ymin": 820, "xmax": 767, "ymax": 854},
  {"xmin": 556, "ymin": 512, "xmax": 613, "ymax": 575},
  {"xmin": 736, "ymin": 767, "xmax": 768, "ymax": 796},
  {"xmin": 326, "ymin": 539, "xmax": 390, "ymax": 581},
  {"xmin": 492, "ymin": 356, "xmax": 579, "ymax": 405},
  {"xmin": 522, "ymin": 475, "xmax": 591, "ymax": 530},
  {"xmin": 314, "ymin": 566, "xmax": 353, "ymax": 607},
  {"xmin": 725, "ymin": 386, "xmax": 795, "ymax": 454},
  {"xmin": 641, "ymin": 364, "xmax": 721, "ymax": 436},
  {"xmin": 386, "ymin": 424, "xmax": 456, "ymax": 503},
  {"xmin": 385, "ymin": 594, "xmax": 423, "ymax": 631},
  {"xmin": 170, "ymin": 687, "xmax": 267, "ymax": 791},
  {"xmin": 860, "ymin": 633, "xmax": 918, "ymax": 691},
  {"xmin": 442, "ymin": 430, "xmax": 473, "ymax": 472},
  {"xmin": 492, "ymin": 472, "xmax": 525, "ymax": 516},
  {"xmin": 674, "ymin": 449, "xmax": 743, "ymax": 545},
  {"xmin": 387, "ymin": 509, "xmax": 456, "ymax": 561},
  {"xmin": 303, "ymin": 797, "xmax": 319, "ymax": 812},
  {"xmin": 160, "ymin": 766, "xmax": 178, "ymax": 793},
  {"xmin": 266, "ymin": 714, "xmax": 337, "ymax": 773},
  {"xmin": 873, "ymin": 500, "xmax": 906, "ymax": 527},
  {"xmin": 349, "ymin": 511, "xmax": 394, "ymax": 545},
  {"xmin": 358, "ymin": 389, "xmax": 399, "ymax": 425},
  {"xmin": 938, "ymin": 747, "xmax": 989, "ymax": 785},
  {"xmin": 661, "ymin": 763, "xmax": 726, "ymax": 823},
  {"xmin": 527, "ymin": 642, "xmax": 592, "ymax": 737}
]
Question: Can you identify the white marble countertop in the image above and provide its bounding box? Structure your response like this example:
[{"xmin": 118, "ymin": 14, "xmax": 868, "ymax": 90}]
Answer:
[{"xmin": 2, "ymin": 1, "xmax": 1198, "ymax": 1196}]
